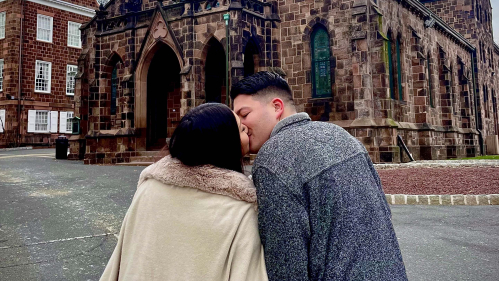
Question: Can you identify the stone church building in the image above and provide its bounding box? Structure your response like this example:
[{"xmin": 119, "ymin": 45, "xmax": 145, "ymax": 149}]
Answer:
[{"xmin": 69, "ymin": 0, "xmax": 499, "ymax": 164}]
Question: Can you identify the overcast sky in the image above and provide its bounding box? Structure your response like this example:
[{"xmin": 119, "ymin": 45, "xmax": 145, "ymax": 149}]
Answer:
[{"xmin": 493, "ymin": 0, "xmax": 499, "ymax": 44}]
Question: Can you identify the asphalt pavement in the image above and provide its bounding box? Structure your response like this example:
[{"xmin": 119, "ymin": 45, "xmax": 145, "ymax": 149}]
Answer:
[{"xmin": 0, "ymin": 149, "xmax": 498, "ymax": 280}]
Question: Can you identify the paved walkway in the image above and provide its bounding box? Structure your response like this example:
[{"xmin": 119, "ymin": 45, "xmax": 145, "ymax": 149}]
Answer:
[{"xmin": 1, "ymin": 149, "xmax": 498, "ymax": 280}]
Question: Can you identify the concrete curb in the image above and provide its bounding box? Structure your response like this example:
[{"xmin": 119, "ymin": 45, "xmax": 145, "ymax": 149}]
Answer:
[
  {"xmin": 0, "ymin": 146, "xmax": 33, "ymax": 152},
  {"xmin": 385, "ymin": 194, "xmax": 499, "ymax": 205},
  {"xmin": 376, "ymin": 161, "xmax": 499, "ymax": 169}
]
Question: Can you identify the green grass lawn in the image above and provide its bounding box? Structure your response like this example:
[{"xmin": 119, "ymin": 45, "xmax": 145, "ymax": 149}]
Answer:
[{"xmin": 449, "ymin": 155, "xmax": 499, "ymax": 160}]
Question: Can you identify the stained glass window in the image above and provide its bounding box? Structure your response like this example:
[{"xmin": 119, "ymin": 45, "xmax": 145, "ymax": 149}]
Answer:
[
  {"xmin": 427, "ymin": 53, "xmax": 434, "ymax": 108},
  {"xmin": 396, "ymin": 37, "xmax": 403, "ymax": 100},
  {"xmin": 111, "ymin": 67, "xmax": 117, "ymax": 115},
  {"xmin": 311, "ymin": 27, "xmax": 332, "ymax": 98},
  {"xmin": 387, "ymin": 31, "xmax": 395, "ymax": 99}
]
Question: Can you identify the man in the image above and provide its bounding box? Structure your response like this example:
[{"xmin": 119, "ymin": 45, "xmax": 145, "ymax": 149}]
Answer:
[{"xmin": 231, "ymin": 71, "xmax": 407, "ymax": 280}]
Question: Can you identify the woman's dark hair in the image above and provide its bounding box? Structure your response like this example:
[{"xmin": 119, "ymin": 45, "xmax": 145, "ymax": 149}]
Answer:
[{"xmin": 168, "ymin": 103, "xmax": 243, "ymax": 173}]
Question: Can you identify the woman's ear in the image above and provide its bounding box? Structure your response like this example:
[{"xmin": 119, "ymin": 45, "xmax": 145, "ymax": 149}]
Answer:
[{"xmin": 271, "ymin": 98, "xmax": 285, "ymax": 120}]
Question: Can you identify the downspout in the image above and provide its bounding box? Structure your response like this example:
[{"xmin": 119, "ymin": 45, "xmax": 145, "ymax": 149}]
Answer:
[
  {"xmin": 17, "ymin": 0, "xmax": 25, "ymax": 146},
  {"xmin": 471, "ymin": 50, "xmax": 484, "ymax": 155}
]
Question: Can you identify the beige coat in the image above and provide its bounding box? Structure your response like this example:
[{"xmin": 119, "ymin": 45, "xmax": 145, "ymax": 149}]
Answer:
[{"xmin": 100, "ymin": 156, "xmax": 268, "ymax": 281}]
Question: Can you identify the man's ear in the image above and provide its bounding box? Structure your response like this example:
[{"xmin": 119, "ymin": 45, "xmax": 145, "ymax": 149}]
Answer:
[{"xmin": 270, "ymin": 98, "xmax": 285, "ymax": 120}]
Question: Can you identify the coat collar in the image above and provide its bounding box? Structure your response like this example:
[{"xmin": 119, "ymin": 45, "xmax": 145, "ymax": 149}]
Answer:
[
  {"xmin": 270, "ymin": 112, "xmax": 311, "ymax": 138},
  {"xmin": 138, "ymin": 155, "xmax": 257, "ymax": 204}
]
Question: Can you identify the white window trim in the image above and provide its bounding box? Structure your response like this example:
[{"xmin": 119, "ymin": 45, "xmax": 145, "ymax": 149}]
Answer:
[
  {"xmin": 59, "ymin": 111, "xmax": 73, "ymax": 133},
  {"xmin": 34, "ymin": 110, "xmax": 49, "ymax": 133},
  {"xmin": 67, "ymin": 21, "xmax": 82, "ymax": 48},
  {"xmin": 0, "ymin": 109, "xmax": 5, "ymax": 133},
  {"xmin": 0, "ymin": 59, "xmax": 4, "ymax": 92},
  {"xmin": 36, "ymin": 14, "xmax": 53, "ymax": 43},
  {"xmin": 28, "ymin": 110, "xmax": 58, "ymax": 133},
  {"xmin": 34, "ymin": 60, "xmax": 52, "ymax": 93},
  {"xmin": 0, "ymin": 12, "xmax": 6, "ymax": 40},
  {"xmin": 66, "ymin": 64, "xmax": 77, "ymax": 95},
  {"xmin": 27, "ymin": 0, "xmax": 95, "ymax": 18},
  {"xmin": 66, "ymin": 111, "xmax": 73, "ymax": 133}
]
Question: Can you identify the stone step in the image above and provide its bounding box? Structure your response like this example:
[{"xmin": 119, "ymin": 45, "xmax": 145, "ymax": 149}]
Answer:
[
  {"xmin": 130, "ymin": 156, "xmax": 158, "ymax": 162},
  {"xmin": 116, "ymin": 162, "xmax": 154, "ymax": 167},
  {"xmin": 135, "ymin": 151, "xmax": 161, "ymax": 157}
]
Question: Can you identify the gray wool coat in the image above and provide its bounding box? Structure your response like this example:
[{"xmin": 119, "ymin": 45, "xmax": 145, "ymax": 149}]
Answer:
[{"xmin": 252, "ymin": 113, "xmax": 407, "ymax": 281}]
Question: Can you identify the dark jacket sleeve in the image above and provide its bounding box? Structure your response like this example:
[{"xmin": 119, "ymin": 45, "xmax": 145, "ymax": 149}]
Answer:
[{"xmin": 253, "ymin": 166, "xmax": 310, "ymax": 281}]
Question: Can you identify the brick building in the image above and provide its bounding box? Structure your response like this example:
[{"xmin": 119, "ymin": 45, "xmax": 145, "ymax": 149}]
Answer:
[
  {"xmin": 0, "ymin": 0, "xmax": 96, "ymax": 148},
  {"xmin": 69, "ymin": 0, "xmax": 499, "ymax": 164}
]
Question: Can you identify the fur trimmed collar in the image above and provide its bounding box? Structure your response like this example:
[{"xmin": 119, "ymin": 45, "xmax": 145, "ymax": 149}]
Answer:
[{"xmin": 138, "ymin": 155, "xmax": 256, "ymax": 204}]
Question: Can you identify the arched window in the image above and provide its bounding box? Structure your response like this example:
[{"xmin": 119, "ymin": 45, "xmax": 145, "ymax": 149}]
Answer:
[
  {"xmin": 427, "ymin": 52, "xmax": 434, "ymax": 108},
  {"xmin": 484, "ymin": 85, "xmax": 489, "ymax": 118},
  {"xmin": 450, "ymin": 64, "xmax": 455, "ymax": 109},
  {"xmin": 311, "ymin": 26, "xmax": 332, "ymax": 98},
  {"xmin": 387, "ymin": 31, "xmax": 395, "ymax": 99},
  {"xmin": 396, "ymin": 36, "xmax": 403, "ymax": 100},
  {"xmin": 111, "ymin": 66, "xmax": 118, "ymax": 115},
  {"xmin": 244, "ymin": 38, "xmax": 260, "ymax": 77},
  {"xmin": 475, "ymin": 0, "xmax": 479, "ymax": 20}
]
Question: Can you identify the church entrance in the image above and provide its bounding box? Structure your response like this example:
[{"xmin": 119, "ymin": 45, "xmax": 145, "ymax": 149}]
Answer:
[{"xmin": 147, "ymin": 44, "xmax": 181, "ymax": 150}]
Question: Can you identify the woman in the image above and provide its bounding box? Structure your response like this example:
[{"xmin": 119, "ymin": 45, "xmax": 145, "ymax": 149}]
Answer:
[{"xmin": 100, "ymin": 103, "xmax": 268, "ymax": 281}]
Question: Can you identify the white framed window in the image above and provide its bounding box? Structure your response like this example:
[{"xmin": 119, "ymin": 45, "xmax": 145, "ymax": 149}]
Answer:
[
  {"xmin": 0, "ymin": 12, "xmax": 6, "ymax": 40},
  {"xmin": 0, "ymin": 59, "xmax": 4, "ymax": 91},
  {"xmin": 59, "ymin": 111, "xmax": 73, "ymax": 133},
  {"xmin": 0, "ymin": 109, "xmax": 5, "ymax": 133},
  {"xmin": 37, "ymin": 14, "xmax": 53, "ymax": 43},
  {"xmin": 66, "ymin": 65, "xmax": 77, "ymax": 95},
  {"xmin": 67, "ymin": 21, "xmax": 81, "ymax": 48},
  {"xmin": 28, "ymin": 110, "xmax": 57, "ymax": 133},
  {"xmin": 35, "ymin": 60, "xmax": 51, "ymax": 93},
  {"xmin": 66, "ymin": 112, "xmax": 73, "ymax": 133},
  {"xmin": 35, "ymin": 111, "xmax": 49, "ymax": 132}
]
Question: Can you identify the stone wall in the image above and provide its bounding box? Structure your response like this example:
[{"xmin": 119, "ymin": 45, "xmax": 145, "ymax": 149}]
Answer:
[
  {"xmin": 75, "ymin": 0, "xmax": 278, "ymax": 163},
  {"xmin": 73, "ymin": 0, "xmax": 496, "ymax": 163},
  {"xmin": 422, "ymin": 0, "xmax": 499, "ymax": 153},
  {"xmin": 378, "ymin": 0, "xmax": 479, "ymax": 160}
]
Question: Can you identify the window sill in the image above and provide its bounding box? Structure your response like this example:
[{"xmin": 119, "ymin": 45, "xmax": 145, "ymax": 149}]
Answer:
[
  {"xmin": 35, "ymin": 91, "xmax": 51, "ymax": 94},
  {"xmin": 68, "ymin": 45, "xmax": 82, "ymax": 49},
  {"xmin": 308, "ymin": 97, "xmax": 334, "ymax": 102},
  {"xmin": 36, "ymin": 39, "xmax": 53, "ymax": 44},
  {"xmin": 33, "ymin": 131, "xmax": 51, "ymax": 134},
  {"xmin": 66, "ymin": 93, "xmax": 75, "ymax": 96}
]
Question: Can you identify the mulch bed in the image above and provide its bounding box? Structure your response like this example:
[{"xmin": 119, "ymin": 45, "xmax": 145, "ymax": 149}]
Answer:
[{"xmin": 378, "ymin": 167, "xmax": 499, "ymax": 195}]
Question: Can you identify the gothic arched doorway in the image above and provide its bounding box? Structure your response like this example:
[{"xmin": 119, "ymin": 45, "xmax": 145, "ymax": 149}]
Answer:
[
  {"xmin": 205, "ymin": 38, "xmax": 226, "ymax": 103},
  {"xmin": 147, "ymin": 44, "xmax": 181, "ymax": 149},
  {"xmin": 244, "ymin": 38, "xmax": 260, "ymax": 77}
]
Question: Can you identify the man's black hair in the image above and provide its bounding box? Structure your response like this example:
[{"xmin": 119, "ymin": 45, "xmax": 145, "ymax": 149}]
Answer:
[{"xmin": 230, "ymin": 71, "xmax": 293, "ymax": 101}]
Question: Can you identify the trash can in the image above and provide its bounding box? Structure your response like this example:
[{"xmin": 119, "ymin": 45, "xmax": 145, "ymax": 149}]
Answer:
[{"xmin": 55, "ymin": 135, "xmax": 69, "ymax": 159}]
